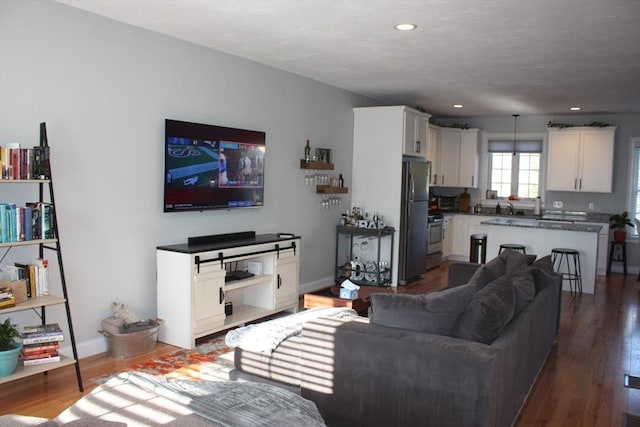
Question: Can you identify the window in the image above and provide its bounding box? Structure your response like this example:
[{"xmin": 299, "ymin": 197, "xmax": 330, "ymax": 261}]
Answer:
[
  {"xmin": 488, "ymin": 138, "xmax": 542, "ymax": 199},
  {"xmin": 629, "ymin": 138, "xmax": 640, "ymax": 234}
]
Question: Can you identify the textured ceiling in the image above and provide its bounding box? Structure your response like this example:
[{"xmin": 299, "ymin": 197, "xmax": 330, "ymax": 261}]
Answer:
[{"xmin": 56, "ymin": 0, "xmax": 640, "ymax": 117}]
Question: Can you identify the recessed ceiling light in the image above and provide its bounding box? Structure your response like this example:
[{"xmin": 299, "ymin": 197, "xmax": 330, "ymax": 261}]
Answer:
[
  {"xmin": 570, "ymin": 107, "xmax": 581, "ymax": 111},
  {"xmin": 453, "ymin": 104, "xmax": 464, "ymax": 109},
  {"xmin": 395, "ymin": 23, "xmax": 417, "ymax": 31}
]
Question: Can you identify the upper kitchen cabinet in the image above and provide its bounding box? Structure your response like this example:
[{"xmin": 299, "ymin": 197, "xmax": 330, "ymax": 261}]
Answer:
[
  {"xmin": 404, "ymin": 109, "xmax": 430, "ymax": 157},
  {"xmin": 352, "ymin": 106, "xmax": 431, "ymax": 213},
  {"xmin": 427, "ymin": 124, "xmax": 441, "ymax": 186},
  {"xmin": 433, "ymin": 127, "xmax": 480, "ymax": 188},
  {"xmin": 546, "ymin": 127, "xmax": 616, "ymax": 193}
]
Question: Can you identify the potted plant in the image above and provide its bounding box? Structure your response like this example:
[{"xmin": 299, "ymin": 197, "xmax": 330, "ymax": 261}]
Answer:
[
  {"xmin": 0, "ymin": 317, "xmax": 22, "ymax": 377},
  {"xmin": 610, "ymin": 211, "xmax": 635, "ymax": 242}
]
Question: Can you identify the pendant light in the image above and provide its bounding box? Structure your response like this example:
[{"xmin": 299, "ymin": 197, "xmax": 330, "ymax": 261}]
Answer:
[{"xmin": 512, "ymin": 114, "xmax": 520, "ymax": 156}]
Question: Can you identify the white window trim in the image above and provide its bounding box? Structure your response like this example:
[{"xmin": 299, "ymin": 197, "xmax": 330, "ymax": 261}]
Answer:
[
  {"xmin": 480, "ymin": 132, "xmax": 548, "ymax": 205},
  {"xmin": 628, "ymin": 137, "xmax": 640, "ymax": 236}
]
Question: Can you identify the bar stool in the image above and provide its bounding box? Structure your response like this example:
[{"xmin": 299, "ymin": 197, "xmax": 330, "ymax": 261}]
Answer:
[
  {"xmin": 499, "ymin": 244, "xmax": 526, "ymax": 254},
  {"xmin": 470, "ymin": 234, "xmax": 487, "ymax": 264},
  {"xmin": 551, "ymin": 248, "xmax": 582, "ymax": 298},
  {"xmin": 607, "ymin": 241, "xmax": 627, "ymax": 275}
]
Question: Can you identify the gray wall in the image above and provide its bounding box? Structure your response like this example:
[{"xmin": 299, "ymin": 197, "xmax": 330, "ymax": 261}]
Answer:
[{"xmin": 0, "ymin": 0, "xmax": 374, "ymax": 357}]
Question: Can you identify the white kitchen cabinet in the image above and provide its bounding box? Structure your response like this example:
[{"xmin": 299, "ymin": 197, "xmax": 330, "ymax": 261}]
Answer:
[
  {"xmin": 435, "ymin": 128, "xmax": 480, "ymax": 188},
  {"xmin": 428, "ymin": 124, "xmax": 442, "ymax": 186},
  {"xmin": 460, "ymin": 130, "xmax": 480, "ymax": 188},
  {"xmin": 546, "ymin": 127, "xmax": 616, "ymax": 193},
  {"xmin": 451, "ymin": 215, "xmax": 470, "ymax": 260},
  {"xmin": 157, "ymin": 235, "xmax": 300, "ymax": 349},
  {"xmin": 404, "ymin": 110, "xmax": 430, "ymax": 157}
]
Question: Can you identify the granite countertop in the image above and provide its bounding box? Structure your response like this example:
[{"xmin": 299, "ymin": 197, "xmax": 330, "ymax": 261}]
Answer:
[
  {"xmin": 481, "ymin": 217, "xmax": 603, "ymax": 233},
  {"xmin": 451, "ymin": 210, "xmax": 611, "ymax": 224}
]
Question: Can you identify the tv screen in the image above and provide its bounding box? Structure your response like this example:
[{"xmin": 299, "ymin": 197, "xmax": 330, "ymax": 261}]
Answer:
[{"xmin": 164, "ymin": 119, "xmax": 265, "ymax": 212}]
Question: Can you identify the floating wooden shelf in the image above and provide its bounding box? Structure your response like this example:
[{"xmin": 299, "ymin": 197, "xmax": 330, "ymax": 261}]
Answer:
[
  {"xmin": 300, "ymin": 159, "xmax": 334, "ymax": 170},
  {"xmin": 316, "ymin": 185, "xmax": 348, "ymax": 194}
]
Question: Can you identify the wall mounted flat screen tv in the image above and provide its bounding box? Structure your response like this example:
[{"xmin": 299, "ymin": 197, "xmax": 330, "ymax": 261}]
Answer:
[{"xmin": 164, "ymin": 119, "xmax": 265, "ymax": 212}]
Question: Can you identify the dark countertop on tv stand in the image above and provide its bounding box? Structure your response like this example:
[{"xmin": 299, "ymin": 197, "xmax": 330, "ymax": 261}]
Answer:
[{"xmin": 156, "ymin": 233, "xmax": 300, "ymax": 254}]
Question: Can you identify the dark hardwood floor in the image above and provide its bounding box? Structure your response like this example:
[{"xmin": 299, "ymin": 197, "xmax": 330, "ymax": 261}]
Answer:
[{"xmin": 1, "ymin": 261, "xmax": 639, "ymax": 426}]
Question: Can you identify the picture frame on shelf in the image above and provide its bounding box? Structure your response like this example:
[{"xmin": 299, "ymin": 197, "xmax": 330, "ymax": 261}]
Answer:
[{"xmin": 316, "ymin": 148, "xmax": 332, "ymax": 163}]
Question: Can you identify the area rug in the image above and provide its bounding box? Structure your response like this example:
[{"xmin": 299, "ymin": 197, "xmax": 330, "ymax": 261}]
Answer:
[{"xmin": 90, "ymin": 336, "xmax": 235, "ymax": 385}]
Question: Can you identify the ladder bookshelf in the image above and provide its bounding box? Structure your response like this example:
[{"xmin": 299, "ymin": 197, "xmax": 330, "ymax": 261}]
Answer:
[{"xmin": 0, "ymin": 123, "xmax": 82, "ymax": 391}]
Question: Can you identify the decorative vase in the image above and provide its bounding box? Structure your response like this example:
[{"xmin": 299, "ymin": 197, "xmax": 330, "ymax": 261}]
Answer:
[
  {"xmin": 0, "ymin": 343, "xmax": 22, "ymax": 377},
  {"xmin": 614, "ymin": 230, "xmax": 627, "ymax": 243}
]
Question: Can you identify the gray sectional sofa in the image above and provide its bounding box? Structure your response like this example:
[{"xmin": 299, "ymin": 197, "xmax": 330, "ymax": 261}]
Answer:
[{"xmin": 299, "ymin": 251, "xmax": 561, "ymax": 427}]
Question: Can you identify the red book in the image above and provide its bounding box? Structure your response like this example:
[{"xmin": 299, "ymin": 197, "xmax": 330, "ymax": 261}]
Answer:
[{"xmin": 21, "ymin": 342, "xmax": 59, "ymax": 355}]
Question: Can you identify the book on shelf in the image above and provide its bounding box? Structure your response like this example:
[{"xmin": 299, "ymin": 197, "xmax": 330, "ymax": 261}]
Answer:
[
  {"xmin": 0, "ymin": 144, "xmax": 50, "ymax": 181},
  {"xmin": 21, "ymin": 347, "xmax": 59, "ymax": 360},
  {"xmin": 21, "ymin": 342, "xmax": 59, "ymax": 355},
  {"xmin": 23, "ymin": 354, "xmax": 61, "ymax": 366},
  {"xmin": 3, "ymin": 259, "xmax": 49, "ymax": 298},
  {"xmin": 0, "ymin": 295, "xmax": 15, "ymax": 309},
  {"xmin": 32, "ymin": 146, "xmax": 50, "ymax": 180},
  {"xmin": 0, "ymin": 202, "xmax": 54, "ymax": 243},
  {"xmin": 22, "ymin": 322, "xmax": 62, "ymax": 336},
  {"xmin": 21, "ymin": 334, "xmax": 64, "ymax": 345},
  {"xmin": 0, "ymin": 285, "xmax": 15, "ymax": 308},
  {"xmin": 33, "ymin": 258, "xmax": 49, "ymax": 296},
  {"xmin": 21, "ymin": 323, "xmax": 64, "ymax": 345}
]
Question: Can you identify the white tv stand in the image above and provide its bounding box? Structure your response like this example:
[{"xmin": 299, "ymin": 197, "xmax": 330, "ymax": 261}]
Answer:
[{"xmin": 157, "ymin": 233, "xmax": 300, "ymax": 349}]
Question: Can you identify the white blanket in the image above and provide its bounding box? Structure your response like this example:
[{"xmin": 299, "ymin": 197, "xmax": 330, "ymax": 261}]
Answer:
[{"xmin": 225, "ymin": 307, "xmax": 357, "ymax": 353}]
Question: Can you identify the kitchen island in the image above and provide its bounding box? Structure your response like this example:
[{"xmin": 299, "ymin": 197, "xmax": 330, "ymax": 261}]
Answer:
[{"xmin": 480, "ymin": 218, "xmax": 601, "ymax": 294}]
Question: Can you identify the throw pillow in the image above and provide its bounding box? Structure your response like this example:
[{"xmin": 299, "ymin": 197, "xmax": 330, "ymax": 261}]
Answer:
[
  {"xmin": 528, "ymin": 255, "xmax": 556, "ymax": 293},
  {"xmin": 483, "ymin": 255, "xmax": 506, "ymax": 280},
  {"xmin": 467, "ymin": 265, "xmax": 495, "ymax": 291},
  {"xmin": 510, "ymin": 269, "xmax": 536, "ymax": 314},
  {"xmin": 370, "ymin": 284, "xmax": 476, "ymax": 336},
  {"xmin": 453, "ymin": 275, "xmax": 516, "ymax": 344},
  {"xmin": 499, "ymin": 249, "xmax": 533, "ymax": 273}
]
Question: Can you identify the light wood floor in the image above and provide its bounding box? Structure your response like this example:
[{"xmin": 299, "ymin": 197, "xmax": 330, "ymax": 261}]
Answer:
[{"xmin": 1, "ymin": 262, "xmax": 639, "ymax": 425}]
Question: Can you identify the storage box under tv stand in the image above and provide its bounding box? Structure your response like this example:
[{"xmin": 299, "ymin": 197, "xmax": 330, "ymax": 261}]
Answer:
[{"xmin": 156, "ymin": 233, "xmax": 300, "ymax": 349}]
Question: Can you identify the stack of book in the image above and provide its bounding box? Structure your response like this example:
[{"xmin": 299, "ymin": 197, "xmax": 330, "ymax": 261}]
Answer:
[
  {"xmin": 0, "ymin": 143, "xmax": 50, "ymax": 180},
  {"xmin": 0, "ymin": 201, "xmax": 54, "ymax": 243},
  {"xmin": 0, "ymin": 286, "xmax": 15, "ymax": 308},
  {"xmin": 20, "ymin": 323, "xmax": 63, "ymax": 366}
]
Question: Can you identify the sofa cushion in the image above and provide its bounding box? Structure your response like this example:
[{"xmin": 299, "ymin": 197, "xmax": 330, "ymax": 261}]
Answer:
[
  {"xmin": 453, "ymin": 275, "xmax": 516, "ymax": 344},
  {"xmin": 528, "ymin": 255, "xmax": 556, "ymax": 293},
  {"xmin": 370, "ymin": 284, "xmax": 476, "ymax": 336}
]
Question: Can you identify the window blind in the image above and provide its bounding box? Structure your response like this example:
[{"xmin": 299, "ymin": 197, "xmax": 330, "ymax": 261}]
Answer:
[{"xmin": 488, "ymin": 139, "xmax": 542, "ymax": 153}]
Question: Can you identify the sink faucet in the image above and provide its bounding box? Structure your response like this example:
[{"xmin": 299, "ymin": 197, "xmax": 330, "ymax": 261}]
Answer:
[{"xmin": 506, "ymin": 202, "xmax": 514, "ymax": 215}]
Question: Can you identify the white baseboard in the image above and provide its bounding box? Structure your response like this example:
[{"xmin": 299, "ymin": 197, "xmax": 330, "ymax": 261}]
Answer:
[
  {"xmin": 59, "ymin": 336, "xmax": 107, "ymax": 360},
  {"xmin": 299, "ymin": 276, "xmax": 334, "ymax": 294}
]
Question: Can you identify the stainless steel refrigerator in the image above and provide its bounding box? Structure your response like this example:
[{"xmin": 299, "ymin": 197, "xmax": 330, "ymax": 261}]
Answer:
[{"xmin": 398, "ymin": 156, "xmax": 430, "ymax": 284}]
